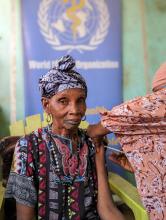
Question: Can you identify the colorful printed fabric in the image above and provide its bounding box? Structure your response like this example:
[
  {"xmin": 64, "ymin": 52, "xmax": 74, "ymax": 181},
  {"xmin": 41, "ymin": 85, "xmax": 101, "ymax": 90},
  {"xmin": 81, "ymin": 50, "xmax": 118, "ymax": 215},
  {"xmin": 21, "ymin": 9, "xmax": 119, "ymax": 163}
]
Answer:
[
  {"xmin": 38, "ymin": 55, "xmax": 87, "ymax": 98},
  {"xmin": 101, "ymin": 88, "xmax": 166, "ymax": 220},
  {"xmin": 5, "ymin": 127, "xmax": 99, "ymax": 220}
]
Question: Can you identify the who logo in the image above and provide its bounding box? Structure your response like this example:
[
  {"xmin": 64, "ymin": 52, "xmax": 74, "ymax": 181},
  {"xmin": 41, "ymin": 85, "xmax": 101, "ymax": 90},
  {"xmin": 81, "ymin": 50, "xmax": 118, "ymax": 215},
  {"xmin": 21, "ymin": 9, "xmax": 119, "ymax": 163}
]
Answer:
[{"xmin": 38, "ymin": 0, "xmax": 110, "ymax": 52}]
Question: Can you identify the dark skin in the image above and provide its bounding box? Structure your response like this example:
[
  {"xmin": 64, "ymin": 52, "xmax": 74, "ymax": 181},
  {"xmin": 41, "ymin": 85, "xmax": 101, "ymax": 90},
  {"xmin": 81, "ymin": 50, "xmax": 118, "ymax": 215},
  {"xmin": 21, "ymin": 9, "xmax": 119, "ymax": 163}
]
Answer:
[
  {"xmin": 95, "ymin": 145, "xmax": 125, "ymax": 220},
  {"xmin": 16, "ymin": 88, "xmax": 124, "ymax": 220},
  {"xmin": 16, "ymin": 204, "xmax": 35, "ymax": 220},
  {"xmin": 87, "ymin": 121, "xmax": 110, "ymax": 138},
  {"xmin": 42, "ymin": 88, "xmax": 87, "ymax": 151}
]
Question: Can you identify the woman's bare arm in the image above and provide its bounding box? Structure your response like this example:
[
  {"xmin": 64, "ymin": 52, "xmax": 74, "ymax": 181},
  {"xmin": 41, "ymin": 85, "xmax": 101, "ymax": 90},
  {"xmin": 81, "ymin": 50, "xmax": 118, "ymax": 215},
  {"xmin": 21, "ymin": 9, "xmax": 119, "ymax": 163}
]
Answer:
[
  {"xmin": 95, "ymin": 145, "xmax": 125, "ymax": 220},
  {"xmin": 17, "ymin": 203, "xmax": 35, "ymax": 220}
]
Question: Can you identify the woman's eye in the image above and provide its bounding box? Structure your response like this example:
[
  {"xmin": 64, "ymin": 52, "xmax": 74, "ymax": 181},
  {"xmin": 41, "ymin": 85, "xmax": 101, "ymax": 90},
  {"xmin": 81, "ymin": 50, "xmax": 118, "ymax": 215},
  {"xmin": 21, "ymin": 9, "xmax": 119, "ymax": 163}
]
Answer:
[
  {"xmin": 58, "ymin": 99, "xmax": 68, "ymax": 105},
  {"xmin": 78, "ymin": 98, "xmax": 86, "ymax": 104}
]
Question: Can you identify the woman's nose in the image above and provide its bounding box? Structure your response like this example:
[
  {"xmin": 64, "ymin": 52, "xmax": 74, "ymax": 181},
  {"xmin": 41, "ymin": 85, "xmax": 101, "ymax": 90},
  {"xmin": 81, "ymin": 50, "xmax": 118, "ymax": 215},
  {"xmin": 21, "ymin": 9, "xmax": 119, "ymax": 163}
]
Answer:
[{"xmin": 69, "ymin": 102, "xmax": 80, "ymax": 114}]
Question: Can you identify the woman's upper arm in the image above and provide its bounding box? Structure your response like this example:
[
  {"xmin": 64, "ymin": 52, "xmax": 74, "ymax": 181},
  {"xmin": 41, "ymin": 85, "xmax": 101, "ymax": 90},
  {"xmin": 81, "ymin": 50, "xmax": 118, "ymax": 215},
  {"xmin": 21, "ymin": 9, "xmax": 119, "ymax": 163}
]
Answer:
[{"xmin": 17, "ymin": 203, "xmax": 35, "ymax": 220}]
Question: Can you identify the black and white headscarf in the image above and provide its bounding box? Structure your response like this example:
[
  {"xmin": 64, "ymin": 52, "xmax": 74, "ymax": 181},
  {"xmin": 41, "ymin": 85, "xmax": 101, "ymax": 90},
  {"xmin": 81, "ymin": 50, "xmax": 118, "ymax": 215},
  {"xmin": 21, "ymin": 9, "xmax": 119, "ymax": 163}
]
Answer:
[{"xmin": 38, "ymin": 55, "xmax": 87, "ymax": 98}]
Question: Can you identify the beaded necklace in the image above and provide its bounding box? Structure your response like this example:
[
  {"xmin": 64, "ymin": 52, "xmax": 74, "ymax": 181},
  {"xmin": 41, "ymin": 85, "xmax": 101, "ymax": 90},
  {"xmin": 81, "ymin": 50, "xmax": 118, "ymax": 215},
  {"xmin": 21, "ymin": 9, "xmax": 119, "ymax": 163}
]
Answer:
[{"xmin": 47, "ymin": 127, "xmax": 85, "ymax": 185}]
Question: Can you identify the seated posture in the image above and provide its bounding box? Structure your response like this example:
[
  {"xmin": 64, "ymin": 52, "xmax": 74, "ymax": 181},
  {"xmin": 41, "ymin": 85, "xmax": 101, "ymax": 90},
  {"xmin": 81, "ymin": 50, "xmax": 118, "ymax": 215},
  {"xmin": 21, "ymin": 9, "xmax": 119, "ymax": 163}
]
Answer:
[
  {"xmin": 87, "ymin": 63, "xmax": 166, "ymax": 220},
  {"xmin": 5, "ymin": 55, "xmax": 124, "ymax": 220}
]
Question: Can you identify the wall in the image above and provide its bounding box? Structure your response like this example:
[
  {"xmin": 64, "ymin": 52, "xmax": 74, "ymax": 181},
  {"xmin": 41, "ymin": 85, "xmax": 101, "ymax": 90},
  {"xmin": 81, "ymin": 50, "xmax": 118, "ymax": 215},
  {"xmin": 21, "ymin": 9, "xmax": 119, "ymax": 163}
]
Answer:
[
  {"xmin": 0, "ymin": 0, "xmax": 166, "ymax": 137},
  {"xmin": 0, "ymin": 0, "xmax": 11, "ymax": 137},
  {"xmin": 0, "ymin": 0, "xmax": 24, "ymax": 137},
  {"xmin": 123, "ymin": 0, "xmax": 166, "ymax": 100}
]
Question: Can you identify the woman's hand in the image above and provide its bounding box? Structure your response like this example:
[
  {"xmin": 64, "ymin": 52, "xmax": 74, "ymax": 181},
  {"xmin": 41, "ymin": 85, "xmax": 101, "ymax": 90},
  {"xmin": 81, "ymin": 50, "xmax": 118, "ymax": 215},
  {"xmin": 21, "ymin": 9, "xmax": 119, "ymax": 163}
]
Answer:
[
  {"xmin": 109, "ymin": 152, "xmax": 134, "ymax": 173},
  {"xmin": 87, "ymin": 122, "xmax": 110, "ymax": 138}
]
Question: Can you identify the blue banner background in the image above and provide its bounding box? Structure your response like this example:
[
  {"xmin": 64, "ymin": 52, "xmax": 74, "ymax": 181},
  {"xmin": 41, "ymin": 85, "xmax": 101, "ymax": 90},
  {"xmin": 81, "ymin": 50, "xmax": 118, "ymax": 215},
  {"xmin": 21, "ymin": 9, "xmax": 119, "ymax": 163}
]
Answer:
[{"xmin": 21, "ymin": 0, "xmax": 122, "ymax": 119}]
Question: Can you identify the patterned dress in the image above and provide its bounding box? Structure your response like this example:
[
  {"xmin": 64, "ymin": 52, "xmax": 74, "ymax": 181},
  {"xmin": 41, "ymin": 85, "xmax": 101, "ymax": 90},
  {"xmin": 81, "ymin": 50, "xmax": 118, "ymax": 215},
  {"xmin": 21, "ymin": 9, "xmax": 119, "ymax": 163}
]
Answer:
[
  {"xmin": 5, "ymin": 127, "xmax": 99, "ymax": 220},
  {"xmin": 101, "ymin": 88, "xmax": 166, "ymax": 220}
]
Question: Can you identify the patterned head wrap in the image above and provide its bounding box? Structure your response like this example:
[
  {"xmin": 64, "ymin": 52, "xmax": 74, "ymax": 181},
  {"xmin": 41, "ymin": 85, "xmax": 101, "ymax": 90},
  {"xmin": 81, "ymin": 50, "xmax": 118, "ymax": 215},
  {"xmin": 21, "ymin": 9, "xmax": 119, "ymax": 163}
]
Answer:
[
  {"xmin": 152, "ymin": 62, "xmax": 166, "ymax": 92},
  {"xmin": 39, "ymin": 55, "xmax": 87, "ymax": 98}
]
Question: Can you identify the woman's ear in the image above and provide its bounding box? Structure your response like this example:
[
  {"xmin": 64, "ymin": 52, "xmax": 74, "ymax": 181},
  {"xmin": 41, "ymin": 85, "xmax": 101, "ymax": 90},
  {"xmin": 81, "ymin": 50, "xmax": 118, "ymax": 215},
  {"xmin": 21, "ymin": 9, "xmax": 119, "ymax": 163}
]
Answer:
[{"xmin": 41, "ymin": 97, "xmax": 50, "ymax": 113}]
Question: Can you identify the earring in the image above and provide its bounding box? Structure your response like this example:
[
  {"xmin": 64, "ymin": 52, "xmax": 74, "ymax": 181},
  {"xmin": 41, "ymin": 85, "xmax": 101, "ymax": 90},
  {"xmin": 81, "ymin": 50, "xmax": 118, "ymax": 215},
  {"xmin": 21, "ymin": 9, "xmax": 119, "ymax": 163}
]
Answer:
[
  {"xmin": 82, "ymin": 115, "xmax": 86, "ymax": 121},
  {"xmin": 46, "ymin": 113, "xmax": 52, "ymax": 124}
]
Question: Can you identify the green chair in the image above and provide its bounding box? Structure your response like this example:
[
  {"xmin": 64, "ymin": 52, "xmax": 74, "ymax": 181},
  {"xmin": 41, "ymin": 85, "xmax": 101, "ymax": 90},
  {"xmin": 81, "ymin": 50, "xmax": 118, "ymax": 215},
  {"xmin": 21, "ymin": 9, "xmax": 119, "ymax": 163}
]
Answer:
[
  {"xmin": 108, "ymin": 172, "xmax": 149, "ymax": 220},
  {"xmin": 9, "ymin": 120, "xmax": 25, "ymax": 136}
]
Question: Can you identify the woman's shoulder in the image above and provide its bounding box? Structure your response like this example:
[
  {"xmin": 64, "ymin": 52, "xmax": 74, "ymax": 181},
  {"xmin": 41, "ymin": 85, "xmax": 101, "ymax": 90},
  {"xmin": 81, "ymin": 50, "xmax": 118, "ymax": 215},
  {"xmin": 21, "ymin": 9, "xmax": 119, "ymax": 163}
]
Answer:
[{"xmin": 25, "ymin": 126, "xmax": 49, "ymax": 139}]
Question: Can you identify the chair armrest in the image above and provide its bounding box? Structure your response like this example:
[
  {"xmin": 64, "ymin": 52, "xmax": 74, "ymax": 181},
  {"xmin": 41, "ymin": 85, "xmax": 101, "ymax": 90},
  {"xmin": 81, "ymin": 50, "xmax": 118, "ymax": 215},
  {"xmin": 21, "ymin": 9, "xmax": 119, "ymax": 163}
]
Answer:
[
  {"xmin": 0, "ymin": 181, "xmax": 5, "ymax": 209},
  {"xmin": 108, "ymin": 172, "xmax": 149, "ymax": 220}
]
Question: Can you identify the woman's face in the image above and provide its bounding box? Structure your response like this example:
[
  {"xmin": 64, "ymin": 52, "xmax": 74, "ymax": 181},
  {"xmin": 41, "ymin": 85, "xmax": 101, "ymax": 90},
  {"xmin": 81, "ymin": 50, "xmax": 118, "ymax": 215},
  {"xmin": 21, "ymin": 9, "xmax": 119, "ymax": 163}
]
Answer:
[{"xmin": 43, "ymin": 88, "xmax": 86, "ymax": 131}]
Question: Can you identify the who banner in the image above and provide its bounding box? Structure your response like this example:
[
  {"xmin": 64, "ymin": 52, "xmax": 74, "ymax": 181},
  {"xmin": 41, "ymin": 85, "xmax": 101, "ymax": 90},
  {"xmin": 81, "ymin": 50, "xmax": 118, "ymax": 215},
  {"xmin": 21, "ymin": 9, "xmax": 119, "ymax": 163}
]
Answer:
[{"xmin": 21, "ymin": 0, "xmax": 122, "ymax": 127}]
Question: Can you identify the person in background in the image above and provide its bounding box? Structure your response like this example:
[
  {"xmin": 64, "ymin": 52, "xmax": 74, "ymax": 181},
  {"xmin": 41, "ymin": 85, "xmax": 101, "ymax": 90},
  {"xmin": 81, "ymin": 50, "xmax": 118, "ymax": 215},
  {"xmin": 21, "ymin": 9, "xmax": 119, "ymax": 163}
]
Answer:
[
  {"xmin": 87, "ymin": 62, "xmax": 166, "ymax": 220},
  {"xmin": 5, "ymin": 55, "xmax": 124, "ymax": 220}
]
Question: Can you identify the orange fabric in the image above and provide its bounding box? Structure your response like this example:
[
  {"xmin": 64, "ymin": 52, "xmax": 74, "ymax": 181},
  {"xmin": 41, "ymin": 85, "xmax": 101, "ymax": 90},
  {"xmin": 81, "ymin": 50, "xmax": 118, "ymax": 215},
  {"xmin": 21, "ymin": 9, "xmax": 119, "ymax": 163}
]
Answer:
[
  {"xmin": 152, "ymin": 63, "xmax": 166, "ymax": 92},
  {"xmin": 101, "ymin": 88, "xmax": 166, "ymax": 220}
]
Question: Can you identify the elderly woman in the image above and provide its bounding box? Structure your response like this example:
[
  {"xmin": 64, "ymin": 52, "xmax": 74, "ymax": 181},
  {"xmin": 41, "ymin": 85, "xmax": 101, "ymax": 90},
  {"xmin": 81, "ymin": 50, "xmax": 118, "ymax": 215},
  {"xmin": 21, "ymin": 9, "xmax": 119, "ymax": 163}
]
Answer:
[
  {"xmin": 87, "ymin": 63, "xmax": 166, "ymax": 220},
  {"xmin": 5, "ymin": 55, "xmax": 124, "ymax": 220}
]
